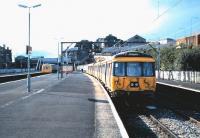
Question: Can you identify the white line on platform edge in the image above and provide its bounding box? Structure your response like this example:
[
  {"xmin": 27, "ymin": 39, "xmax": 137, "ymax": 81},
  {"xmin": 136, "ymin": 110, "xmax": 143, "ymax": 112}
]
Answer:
[
  {"xmin": 0, "ymin": 74, "xmax": 51, "ymax": 86},
  {"xmin": 157, "ymin": 81, "xmax": 200, "ymax": 93},
  {"xmin": 0, "ymin": 78, "xmax": 25, "ymax": 85},
  {"xmin": 88, "ymin": 75, "xmax": 129, "ymax": 138}
]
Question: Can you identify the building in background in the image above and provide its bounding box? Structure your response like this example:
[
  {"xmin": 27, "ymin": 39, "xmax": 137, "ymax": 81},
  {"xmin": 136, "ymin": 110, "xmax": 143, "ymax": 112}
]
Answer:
[
  {"xmin": 159, "ymin": 38, "xmax": 176, "ymax": 45},
  {"xmin": 176, "ymin": 33, "xmax": 200, "ymax": 47},
  {"xmin": 122, "ymin": 35, "xmax": 146, "ymax": 47},
  {"xmin": 15, "ymin": 55, "xmax": 27, "ymax": 69},
  {"xmin": 102, "ymin": 35, "xmax": 147, "ymax": 55},
  {"xmin": 0, "ymin": 44, "xmax": 12, "ymax": 68}
]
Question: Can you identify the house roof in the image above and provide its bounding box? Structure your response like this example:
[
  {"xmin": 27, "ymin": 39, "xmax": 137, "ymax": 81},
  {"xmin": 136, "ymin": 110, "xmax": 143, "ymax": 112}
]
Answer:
[{"xmin": 127, "ymin": 35, "xmax": 146, "ymax": 43}]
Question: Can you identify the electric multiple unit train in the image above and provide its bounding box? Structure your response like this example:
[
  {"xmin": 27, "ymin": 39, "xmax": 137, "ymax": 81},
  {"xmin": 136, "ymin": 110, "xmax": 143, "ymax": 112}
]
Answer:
[{"xmin": 83, "ymin": 51, "xmax": 156, "ymax": 97}]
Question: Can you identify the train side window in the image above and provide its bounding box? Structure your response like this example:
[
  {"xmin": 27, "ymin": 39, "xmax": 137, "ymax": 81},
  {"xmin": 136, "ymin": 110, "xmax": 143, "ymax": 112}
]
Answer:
[{"xmin": 114, "ymin": 62, "xmax": 125, "ymax": 76}]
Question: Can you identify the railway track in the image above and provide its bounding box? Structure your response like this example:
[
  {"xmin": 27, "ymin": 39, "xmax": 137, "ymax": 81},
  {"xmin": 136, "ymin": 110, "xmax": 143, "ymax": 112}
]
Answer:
[
  {"xmin": 113, "ymin": 100, "xmax": 176, "ymax": 137},
  {"xmin": 148, "ymin": 114, "xmax": 178, "ymax": 138},
  {"xmin": 162, "ymin": 104, "xmax": 200, "ymax": 128},
  {"xmin": 150, "ymin": 107, "xmax": 200, "ymax": 137},
  {"xmin": 138, "ymin": 96, "xmax": 200, "ymax": 137},
  {"xmin": 97, "ymin": 75, "xmax": 200, "ymax": 137},
  {"xmin": 114, "ymin": 97, "xmax": 200, "ymax": 138},
  {"xmin": 155, "ymin": 93, "xmax": 200, "ymax": 127},
  {"xmin": 135, "ymin": 105, "xmax": 180, "ymax": 138}
]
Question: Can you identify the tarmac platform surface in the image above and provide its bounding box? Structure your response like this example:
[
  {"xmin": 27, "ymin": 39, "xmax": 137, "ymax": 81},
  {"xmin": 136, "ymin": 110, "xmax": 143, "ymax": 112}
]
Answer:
[{"xmin": 0, "ymin": 72, "xmax": 122, "ymax": 138}]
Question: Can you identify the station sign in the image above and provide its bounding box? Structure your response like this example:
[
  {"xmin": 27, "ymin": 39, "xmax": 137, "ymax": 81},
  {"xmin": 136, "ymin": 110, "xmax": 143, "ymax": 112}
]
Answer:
[{"xmin": 26, "ymin": 45, "xmax": 32, "ymax": 55}]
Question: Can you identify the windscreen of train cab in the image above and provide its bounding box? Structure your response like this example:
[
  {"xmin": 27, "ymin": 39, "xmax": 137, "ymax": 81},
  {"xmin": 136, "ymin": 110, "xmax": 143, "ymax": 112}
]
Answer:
[
  {"xmin": 127, "ymin": 62, "xmax": 155, "ymax": 77},
  {"xmin": 113, "ymin": 62, "xmax": 125, "ymax": 76},
  {"xmin": 113, "ymin": 62, "xmax": 155, "ymax": 77}
]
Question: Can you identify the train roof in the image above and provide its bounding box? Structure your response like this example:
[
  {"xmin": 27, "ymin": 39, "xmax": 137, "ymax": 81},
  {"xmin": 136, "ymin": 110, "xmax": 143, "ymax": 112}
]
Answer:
[{"xmin": 113, "ymin": 51, "xmax": 153, "ymax": 58}]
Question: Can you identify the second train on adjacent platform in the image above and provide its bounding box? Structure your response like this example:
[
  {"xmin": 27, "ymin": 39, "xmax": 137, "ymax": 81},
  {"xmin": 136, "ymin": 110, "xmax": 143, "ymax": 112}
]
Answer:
[
  {"xmin": 41, "ymin": 64, "xmax": 73, "ymax": 74},
  {"xmin": 82, "ymin": 51, "xmax": 156, "ymax": 97}
]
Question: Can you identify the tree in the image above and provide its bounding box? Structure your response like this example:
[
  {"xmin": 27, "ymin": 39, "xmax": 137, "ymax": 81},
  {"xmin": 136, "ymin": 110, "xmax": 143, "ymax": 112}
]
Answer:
[
  {"xmin": 74, "ymin": 40, "xmax": 94, "ymax": 64},
  {"xmin": 146, "ymin": 46, "xmax": 200, "ymax": 71},
  {"xmin": 75, "ymin": 40, "xmax": 93, "ymax": 52},
  {"xmin": 104, "ymin": 34, "xmax": 119, "ymax": 47},
  {"xmin": 177, "ymin": 48, "xmax": 200, "ymax": 71},
  {"xmin": 92, "ymin": 43, "xmax": 102, "ymax": 53}
]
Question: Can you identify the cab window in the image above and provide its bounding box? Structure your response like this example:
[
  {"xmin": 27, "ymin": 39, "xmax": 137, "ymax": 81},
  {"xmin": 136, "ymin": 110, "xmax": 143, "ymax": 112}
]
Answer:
[
  {"xmin": 143, "ymin": 62, "xmax": 154, "ymax": 76},
  {"xmin": 127, "ymin": 62, "xmax": 142, "ymax": 76},
  {"xmin": 114, "ymin": 62, "xmax": 125, "ymax": 76}
]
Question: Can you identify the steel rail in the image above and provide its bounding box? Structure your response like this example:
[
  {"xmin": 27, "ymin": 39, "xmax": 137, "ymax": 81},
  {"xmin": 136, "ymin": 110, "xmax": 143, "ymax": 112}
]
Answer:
[
  {"xmin": 163, "ymin": 105, "xmax": 200, "ymax": 128},
  {"xmin": 149, "ymin": 114, "xmax": 179, "ymax": 138},
  {"xmin": 155, "ymin": 94, "xmax": 200, "ymax": 128},
  {"xmin": 175, "ymin": 110, "xmax": 200, "ymax": 127}
]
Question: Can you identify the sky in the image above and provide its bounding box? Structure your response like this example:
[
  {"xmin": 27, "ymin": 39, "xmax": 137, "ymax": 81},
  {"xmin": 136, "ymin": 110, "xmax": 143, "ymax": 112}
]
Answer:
[{"xmin": 0, "ymin": 0, "xmax": 200, "ymax": 59}]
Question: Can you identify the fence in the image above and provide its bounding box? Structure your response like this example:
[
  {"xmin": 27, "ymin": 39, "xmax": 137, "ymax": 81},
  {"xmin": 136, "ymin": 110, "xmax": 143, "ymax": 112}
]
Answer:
[
  {"xmin": 0, "ymin": 68, "xmax": 36, "ymax": 74},
  {"xmin": 156, "ymin": 71, "xmax": 200, "ymax": 84}
]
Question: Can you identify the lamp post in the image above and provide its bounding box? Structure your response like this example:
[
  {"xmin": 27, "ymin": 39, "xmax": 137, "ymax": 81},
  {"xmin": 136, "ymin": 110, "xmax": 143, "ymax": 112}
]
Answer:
[
  {"xmin": 18, "ymin": 3, "xmax": 41, "ymax": 92},
  {"xmin": 61, "ymin": 42, "xmax": 64, "ymax": 78},
  {"xmin": 55, "ymin": 37, "xmax": 64, "ymax": 80},
  {"xmin": 57, "ymin": 42, "xmax": 60, "ymax": 80}
]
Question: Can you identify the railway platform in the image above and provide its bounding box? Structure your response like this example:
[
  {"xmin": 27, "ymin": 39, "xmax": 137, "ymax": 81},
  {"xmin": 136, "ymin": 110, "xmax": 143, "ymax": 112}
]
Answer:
[
  {"xmin": 0, "ymin": 72, "xmax": 125, "ymax": 138},
  {"xmin": 157, "ymin": 79, "xmax": 200, "ymax": 92},
  {"xmin": 157, "ymin": 78, "xmax": 200, "ymax": 108}
]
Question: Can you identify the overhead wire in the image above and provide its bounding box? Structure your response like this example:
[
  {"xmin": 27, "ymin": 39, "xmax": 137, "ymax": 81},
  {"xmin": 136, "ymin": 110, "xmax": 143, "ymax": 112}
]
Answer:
[
  {"xmin": 153, "ymin": 0, "xmax": 183, "ymax": 22},
  {"xmin": 147, "ymin": 0, "xmax": 184, "ymax": 40}
]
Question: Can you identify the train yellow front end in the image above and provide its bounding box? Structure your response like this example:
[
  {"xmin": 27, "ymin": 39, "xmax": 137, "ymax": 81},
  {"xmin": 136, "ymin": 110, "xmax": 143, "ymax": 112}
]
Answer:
[
  {"xmin": 41, "ymin": 64, "xmax": 53, "ymax": 73},
  {"xmin": 111, "ymin": 55, "xmax": 156, "ymax": 96}
]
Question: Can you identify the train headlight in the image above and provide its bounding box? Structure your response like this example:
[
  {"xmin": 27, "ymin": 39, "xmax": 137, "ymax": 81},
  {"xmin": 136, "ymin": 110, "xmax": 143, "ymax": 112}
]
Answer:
[
  {"xmin": 135, "ymin": 82, "xmax": 139, "ymax": 87},
  {"xmin": 130, "ymin": 82, "xmax": 139, "ymax": 87}
]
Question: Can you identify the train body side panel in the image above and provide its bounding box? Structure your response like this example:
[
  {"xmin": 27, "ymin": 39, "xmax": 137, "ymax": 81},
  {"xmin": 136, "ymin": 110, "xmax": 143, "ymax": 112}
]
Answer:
[
  {"xmin": 99, "ymin": 64, "xmax": 102, "ymax": 80},
  {"xmin": 105, "ymin": 62, "xmax": 112, "ymax": 90}
]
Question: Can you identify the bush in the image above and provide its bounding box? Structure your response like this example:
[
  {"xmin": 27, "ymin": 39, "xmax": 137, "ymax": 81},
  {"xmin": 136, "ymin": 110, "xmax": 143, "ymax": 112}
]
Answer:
[
  {"xmin": 160, "ymin": 47, "xmax": 177, "ymax": 70},
  {"xmin": 176, "ymin": 48, "xmax": 200, "ymax": 71},
  {"xmin": 146, "ymin": 46, "xmax": 200, "ymax": 71}
]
